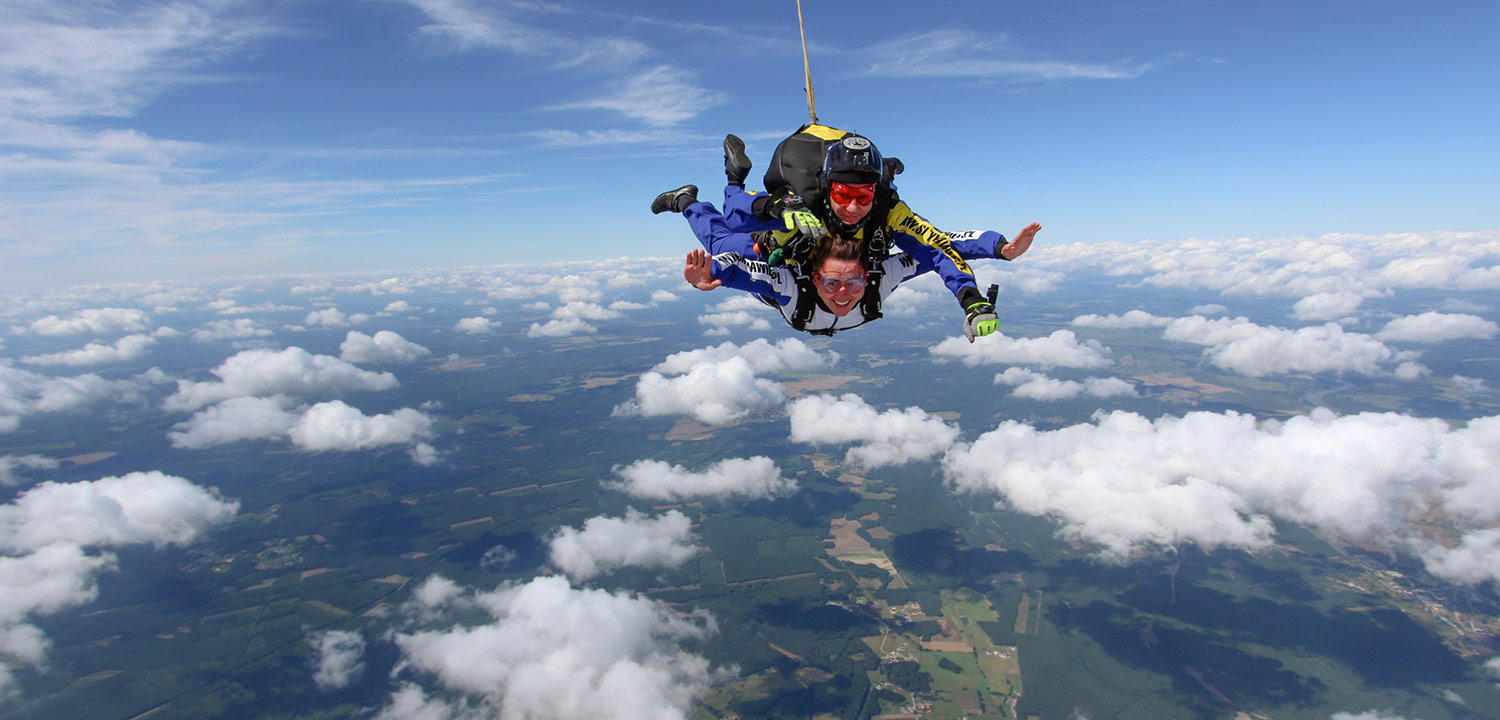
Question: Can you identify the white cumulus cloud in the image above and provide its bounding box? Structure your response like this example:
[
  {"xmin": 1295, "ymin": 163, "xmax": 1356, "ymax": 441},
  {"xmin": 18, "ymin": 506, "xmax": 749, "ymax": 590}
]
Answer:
[
  {"xmin": 454, "ymin": 317, "xmax": 496, "ymax": 334},
  {"xmin": 788, "ymin": 393, "xmax": 961, "ymax": 469},
  {"xmin": 193, "ymin": 318, "xmax": 272, "ymax": 341},
  {"xmin": 339, "ymin": 330, "xmax": 431, "ymax": 364},
  {"xmin": 381, "ymin": 574, "xmax": 720, "ymax": 720},
  {"xmin": 1375, "ymin": 312, "xmax": 1499, "ymax": 343},
  {"xmin": 548, "ymin": 509, "xmax": 698, "ymax": 583},
  {"xmin": 552, "ymin": 302, "xmax": 621, "ymax": 322},
  {"xmin": 0, "ymin": 472, "xmax": 237, "ymax": 687},
  {"xmin": 168, "ymin": 395, "xmax": 437, "ymax": 457},
  {"xmin": 304, "ymin": 308, "xmax": 369, "ymax": 327},
  {"xmin": 611, "ymin": 331, "xmax": 841, "ymax": 426},
  {"xmin": 994, "ymin": 368, "xmax": 1138, "ymax": 401},
  {"xmin": 0, "ymin": 455, "xmax": 60, "ymax": 487},
  {"xmin": 0, "ymin": 471, "xmax": 238, "ymax": 552},
  {"xmin": 26, "ymin": 308, "xmax": 149, "ymax": 336},
  {"xmin": 287, "ymin": 401, "xmax": 434, "ymax": 452},
  {"xmin": 699, "ymin": 310, "xmax": 773, "ymax": 332},
  {"xmin": 930, "ymin": 330, "xmax": 1113, "ymax": 369},
  {"xmin": 164, "ymin": 347, "xmax": 398, "ymax": 412},
  {"xmin": 612, "ymin": 356, "xmax": 783, "ymax": 425},
  {"xmin": 1164, "ymin": 316, "xmax": 1396, "ymax": 377},
  {"xmin": 1070, "ymin": 310, "xmax": 1171, "ymax": 329},
  {"xmin": 311, "ymin": 630, "xmax": 366, "ymax": 691},
  {"xmin": 609, "ymin": 457, "xmax": 796, "ymax": 501},
  {"xmin": 528, "ymin": 317, "xmax": 597, "ymax": 337},
  {"xmin": 651, "ymin": 338, "xmax": 837, "ymax": 376},
  {"xmin": 167, "ymin": 396, "xmax": 299, "ymax": 449},
  {"xmin": 941, "ymin": 408, "xmax": 1500, "ymax": 584},
  {"xmin": 1, "ymin": 362, "xmax": 153, "ymax": 432},
  {"xmin": 1291, "ymin": 291, "xmax": 1366, "ymax": 321},
  {"xmin": 21, "ymin": 333, "xmax": 157, "ymax": 366}
]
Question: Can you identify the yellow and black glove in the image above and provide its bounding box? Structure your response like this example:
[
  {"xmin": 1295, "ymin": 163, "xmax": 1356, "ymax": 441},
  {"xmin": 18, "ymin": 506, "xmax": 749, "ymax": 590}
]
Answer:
[{"xmin": 774, "ymin": 195, "xmax": 829, "ymax": 241}]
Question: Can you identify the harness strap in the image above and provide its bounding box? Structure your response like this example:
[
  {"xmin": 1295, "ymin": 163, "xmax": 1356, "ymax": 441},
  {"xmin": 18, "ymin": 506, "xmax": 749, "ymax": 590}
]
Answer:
[
  {"xmin": 860, "ymin": 265, "xmax": 884, "ymax": 324},
  {"xmin": 789, "ymin": 272, "xmax": 820, "ymax": 331}
]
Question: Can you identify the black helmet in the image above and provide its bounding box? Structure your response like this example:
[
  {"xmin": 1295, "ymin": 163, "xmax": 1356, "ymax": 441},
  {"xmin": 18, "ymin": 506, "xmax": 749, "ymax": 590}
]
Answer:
[{"xmin": 822, "ymin": 135, "xmax": 883, "ymax": 185}]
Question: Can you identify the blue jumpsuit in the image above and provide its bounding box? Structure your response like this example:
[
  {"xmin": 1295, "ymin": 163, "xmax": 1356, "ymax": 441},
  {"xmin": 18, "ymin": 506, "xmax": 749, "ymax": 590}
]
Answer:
[
  {"xmin": 682, "ymin": 195, "xmax": 1003, "ymax": 335},
  {"xmin": 689, "ymin": 187, "xmax": 1006, "ymax": 273},
  {"xmin": 715, "ymin": 185, "xmax": 1008, "ymax": 310}
]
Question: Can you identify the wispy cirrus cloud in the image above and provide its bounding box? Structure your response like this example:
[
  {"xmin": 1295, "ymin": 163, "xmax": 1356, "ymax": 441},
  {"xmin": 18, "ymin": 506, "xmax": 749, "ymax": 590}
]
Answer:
[
  {"xmin": 863, "ymin": 30, "xmax": 1199, "ymax": 81},
  {"xmin": 0, "ymin": 1, "xmax": 272, "ymax": 122},
  {"xmin": 404, "ymin": 0, "xmax": 649, "ymax": 65},
  {"xmin": 0, "ymin": 3, "xmax": 303, "ymax": 285},
  {"xmin": 525, "ymin": 128, "xmax": 683, "ymax": 148},
  {"xmin": 0, "ymin": 3, "xmax": 527, "ymax": 289},
  {"xmin": 542, "ymin": 65, "xmax": 728, "ymax": 127},
  {"xmin": 401, "ymin": 0, "xmax": 723, "ymax": 126}
]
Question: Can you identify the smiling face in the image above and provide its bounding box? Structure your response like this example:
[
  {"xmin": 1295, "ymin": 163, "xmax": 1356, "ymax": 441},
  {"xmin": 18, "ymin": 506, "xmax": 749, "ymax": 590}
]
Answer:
[{"xmin": 812, "ymin": 257, "xmax": 867, "ymax": 317}]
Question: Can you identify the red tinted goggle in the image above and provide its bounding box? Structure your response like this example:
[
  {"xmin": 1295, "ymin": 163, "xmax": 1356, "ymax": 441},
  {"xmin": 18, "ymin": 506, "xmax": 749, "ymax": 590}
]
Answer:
[{"xmin": 830, "ymin": 182, "xmax": 876, "ymax": 205}]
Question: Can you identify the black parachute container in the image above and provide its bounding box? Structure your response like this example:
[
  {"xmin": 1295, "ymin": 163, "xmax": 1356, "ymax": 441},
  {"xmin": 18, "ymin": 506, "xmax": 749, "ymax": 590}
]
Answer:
[{"xmin": 762, "ymin": 123, "xmax": 853, "ymax": 208}]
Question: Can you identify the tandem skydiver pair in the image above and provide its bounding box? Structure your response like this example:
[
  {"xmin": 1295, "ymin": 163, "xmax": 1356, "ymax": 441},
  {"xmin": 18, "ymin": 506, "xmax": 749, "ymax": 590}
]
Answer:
[{"xmin": 652, "ymin": 126, "xmax": 1041, "ymax": 341}]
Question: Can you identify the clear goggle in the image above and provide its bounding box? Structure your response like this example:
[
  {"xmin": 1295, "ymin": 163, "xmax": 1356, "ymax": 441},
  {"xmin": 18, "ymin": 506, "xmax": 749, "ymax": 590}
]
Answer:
[{"xmin": 813, "ymin": 272, "xmax": 869, "ymax": 292}]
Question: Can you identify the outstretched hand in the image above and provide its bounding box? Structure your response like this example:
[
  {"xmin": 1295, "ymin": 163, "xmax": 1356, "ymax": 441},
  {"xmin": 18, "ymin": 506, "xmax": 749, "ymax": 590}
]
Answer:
[
  {"xmin": 683, "ymin": 248, "xmax": 721, "ymax": 291},
  {"xmin": 1000, "ymin": 222, "xmax": 1042, "ymax": 260}
]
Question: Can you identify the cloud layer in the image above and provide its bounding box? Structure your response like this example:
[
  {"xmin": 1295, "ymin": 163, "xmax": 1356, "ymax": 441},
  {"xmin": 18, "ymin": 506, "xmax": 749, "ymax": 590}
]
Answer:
[
  {"xmin": 1, "ymin": 362, "xmax": 155, "ymax": 433},
  {"xmin": 941, "ymin": 409, "xmax": 1500, "ymax": 583}
]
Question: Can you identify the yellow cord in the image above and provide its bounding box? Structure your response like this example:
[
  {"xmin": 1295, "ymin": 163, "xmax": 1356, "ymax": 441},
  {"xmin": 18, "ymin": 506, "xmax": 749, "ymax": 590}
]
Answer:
[{"xmin": 796, "ymin": 0, "xmax": 817, "ymax": 124}]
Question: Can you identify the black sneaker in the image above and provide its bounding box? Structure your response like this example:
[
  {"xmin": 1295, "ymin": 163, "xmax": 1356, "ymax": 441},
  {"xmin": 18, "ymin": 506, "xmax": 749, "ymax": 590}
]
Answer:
[
  {"xmin": 650, "ymin": 184, "xmax": 698, "ymax": 215},
  {"xmin": 724, "ymin": 134, "xmax": 752, "ymax": 186}
]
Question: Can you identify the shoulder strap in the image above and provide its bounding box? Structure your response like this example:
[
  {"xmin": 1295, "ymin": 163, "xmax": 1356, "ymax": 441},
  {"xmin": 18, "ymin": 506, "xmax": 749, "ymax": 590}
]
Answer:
[
  {"xmin": 859, "ymin": 266, "xmax": 883, "ymax": 324},
  {"xmin": 789, "ymin": 271, "xmax": 820, "ymax": 332},
  {"xmin": 859, "ymin": 186, "xmax": 898, "ymax": 257}
]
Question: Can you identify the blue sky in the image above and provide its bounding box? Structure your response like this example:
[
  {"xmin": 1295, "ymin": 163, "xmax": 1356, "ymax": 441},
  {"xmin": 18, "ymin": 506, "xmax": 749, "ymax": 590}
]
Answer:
[{"xmin": 3, "ymin": 0, "xmax": 1497, "ymax": 291}]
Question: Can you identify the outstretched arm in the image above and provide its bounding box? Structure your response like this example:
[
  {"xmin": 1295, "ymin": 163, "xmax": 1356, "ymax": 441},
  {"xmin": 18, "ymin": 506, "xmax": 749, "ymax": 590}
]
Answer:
[
  {"xmin": 683, "ymin": 248, "xmax": 722, "ymax": 291},
  {"xmin": 999, "ymin": 222, "xmax": 1041, "ymax": 260}
]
